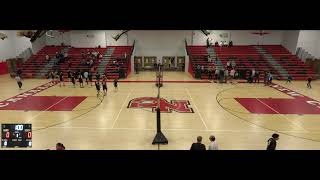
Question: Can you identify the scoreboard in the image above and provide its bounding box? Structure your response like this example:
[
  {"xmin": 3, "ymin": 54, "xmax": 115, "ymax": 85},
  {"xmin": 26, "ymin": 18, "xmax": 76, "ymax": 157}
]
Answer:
[{"xmin": 1, "ymin": 124, "xmax": 32, "ymax": 148}]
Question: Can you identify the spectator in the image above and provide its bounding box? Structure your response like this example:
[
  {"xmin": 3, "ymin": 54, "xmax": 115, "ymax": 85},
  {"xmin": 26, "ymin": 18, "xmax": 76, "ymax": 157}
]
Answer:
[
  {"xmin": 208, "ymin": 135, "xmax": 218, "ymax": 150},
  {"xmin": 229, "ymin": 41, "xmax": 233, "ymax": 47},
  {"xmin": 266, "ymin": 133, "xmax": 279, "ymax": 150},
  {"xmin": 90, "ymin": 59, "xmax": 94, "ymax": 68},
  {"xmin": 215, "ymin": 41, "xmax": 219, "ymax": 47},
  {"xmin": 226, "ymin": 60, "xmax": 231, "ymax": 69},
  {"xmin": 231, "ymin": 59, "xmax": 236, "ymax": 69},
  {"xmin": 80, "ymin": 59, "xmax": 85, "ymax": 66},
  {"xmin": 190, "ymin": 136, "xmax": 206, "ymax": 150},
  {"xmin": 68, "ymin": 60, "xmax": 72, "ymax": 69},
  {"xmin": 64, "ymin": 52, "xmax": 68, "ymax": 60},
  {"xmin": 56, "ymin": 143, "xmax": 65, "ymax": 150},
  {"xmin": 55, "ymin": 52, "xmax": 59, "ymax": 59},
  {"xmin": 45, "ymin": 54, "xmax": 50, "ymax": 62}
]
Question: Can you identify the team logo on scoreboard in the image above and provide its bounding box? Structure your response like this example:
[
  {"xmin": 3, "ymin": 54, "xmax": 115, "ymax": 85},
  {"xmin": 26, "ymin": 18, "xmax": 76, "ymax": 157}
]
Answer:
[{"xmin": 127, "ymin": 97, "xmax": 194, "ymax": 113}]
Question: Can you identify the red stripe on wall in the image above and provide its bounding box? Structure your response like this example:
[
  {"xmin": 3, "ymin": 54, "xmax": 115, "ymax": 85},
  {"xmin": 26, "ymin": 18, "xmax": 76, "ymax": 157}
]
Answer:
[{"xmin": 0, "ymin": 62, "xmax": 8, "ymax": 75}]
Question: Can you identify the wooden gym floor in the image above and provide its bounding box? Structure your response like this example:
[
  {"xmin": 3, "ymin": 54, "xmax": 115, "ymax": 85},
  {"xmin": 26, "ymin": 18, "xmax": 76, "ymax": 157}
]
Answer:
[{"xmin": 1, "ymin": 72, "xmax": 320, "ymax": 150}]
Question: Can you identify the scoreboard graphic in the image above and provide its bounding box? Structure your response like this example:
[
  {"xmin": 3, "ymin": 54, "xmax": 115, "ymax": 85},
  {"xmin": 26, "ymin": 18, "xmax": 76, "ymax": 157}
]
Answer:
[{"xmin": 1, "ymin": 124, "xmax": 32, "ymax": 148}]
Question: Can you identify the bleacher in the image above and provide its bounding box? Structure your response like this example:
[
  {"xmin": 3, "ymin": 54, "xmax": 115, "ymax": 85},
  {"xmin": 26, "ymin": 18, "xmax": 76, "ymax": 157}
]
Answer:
[
  {"xmin": 58, "ymin": 47, "xmax": 107, "ymax": 77},
  {"xmin": 20, "ymin": 45, "xmax": 133, "ymax": 79},
  {"xmin": 103, "ymin": 46, "xmax": 133, "ymax": 79},
  {"xmin": 187, "ymin": 45, "xmax": 315, "ymax": 80},
  {"xmin": 21, "ymin": 46, "xmax": 65, "ymax": 78},
  {"xmin": 186, "ymin": 46, "xmax": 211, "ymax": 79},
  {"xmin": 214, "ymin": 45, "xmax": 278, "ymax": 79},
  {"xmin": 259, "ymin": 45, "xmax": 315, "ymax": 80}
]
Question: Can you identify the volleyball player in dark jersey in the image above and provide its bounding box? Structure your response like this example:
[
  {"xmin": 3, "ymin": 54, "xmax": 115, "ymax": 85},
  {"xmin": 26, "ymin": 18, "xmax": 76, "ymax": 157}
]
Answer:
[
  {"xmin": 113, "ymin": 78, "xmax": 118, "ymax": 91},
  {"xmin": 95, "ymin": 81, "xmax": 101, "ymax": 97},
  {"xmin": 59, "ymin": 71, "xmax": 65, "ymax": 87},
  {"xmin": 102, "ymin": 78, "xmax": 107, "ymax": 96},
  {"xmin": 50, "ymin": 71, "xmax": 55, "ymax": 85},
  {"xmin": 88, "ymin": 72, "xmax": 93, "ymax": 86},
  {"xmin": 71, "ymin": 73, "xmax": 76, "ymax": 87},
  {"xmin": 307, "ymin": 77, "xmax": 312, "ymax": 89},
  {"xmin": 79, "ymin": 73, "xmax": 84, "ymax": 88},
  {"xmin": 95, "ymin": 72, "xmax": 100, "ymax": 82},
  {"xmin": 67, "ymin": 69, "xmax": 72, "ymax": 81}
]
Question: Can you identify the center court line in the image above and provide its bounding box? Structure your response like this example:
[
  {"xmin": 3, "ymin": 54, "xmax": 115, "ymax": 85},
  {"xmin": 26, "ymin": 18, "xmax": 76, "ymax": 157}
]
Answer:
[
  {"xmin": 24, "ymin": 96, "xmax": 69, "ymax": 123},
  {"xmin": 255, "ymin": 98, "xmax": 309, "ymax": 133},
  {"xmin": 111, "ymin": 90, "xmax": 132, "ymax": 129},
  {"xmin": 185, "ymin": 88, "xmax": 208, "ymax": 130}
]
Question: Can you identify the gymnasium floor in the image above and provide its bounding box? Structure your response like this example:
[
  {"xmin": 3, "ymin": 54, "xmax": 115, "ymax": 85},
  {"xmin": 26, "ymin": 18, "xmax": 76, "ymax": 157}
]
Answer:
[{"xmin": 1, "ymin": 72, "xmax": 320, "ymax": 150}]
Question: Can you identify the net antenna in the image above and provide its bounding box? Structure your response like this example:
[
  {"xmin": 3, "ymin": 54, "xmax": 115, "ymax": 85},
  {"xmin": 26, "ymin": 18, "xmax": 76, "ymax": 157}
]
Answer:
[{"xmin": 152, "ymin": 64, "xmax": 168, "ymax": 147}]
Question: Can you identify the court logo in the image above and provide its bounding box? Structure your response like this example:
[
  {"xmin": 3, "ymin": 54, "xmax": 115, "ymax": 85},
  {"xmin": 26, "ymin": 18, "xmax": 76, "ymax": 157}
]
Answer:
[{"xmin": 127, "ymin": 97, "xmax": 194, "ymax": 113}]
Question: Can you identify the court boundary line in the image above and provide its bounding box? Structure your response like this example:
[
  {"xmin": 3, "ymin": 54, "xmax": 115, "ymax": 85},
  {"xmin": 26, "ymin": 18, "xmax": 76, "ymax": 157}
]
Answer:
[
  {"xmin": 215, "ymin": 84, "xmax": 320, "ymax": 142},
  {"xmin": 255, "ymin": 98, "xmax": 309, "ymax": 133},
  {"xmin": 185, "ymin": 88, "xmax": 208, "ymax": 130},
  {"xmin": 24, "ymin": 96, "xmax": 69, "ymax": 123},
  {"xmin": 111, "ymin": 90, "xmax": 132, "ymax": 129}
]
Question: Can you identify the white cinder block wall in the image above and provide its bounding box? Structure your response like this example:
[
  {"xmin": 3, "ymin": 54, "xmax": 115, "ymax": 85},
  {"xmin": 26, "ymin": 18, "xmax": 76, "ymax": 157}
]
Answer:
[
  {"xmin": 4, "ymin": 30, "xmax": 320, "ymax": 63},
  {"xmin": 0, "ymin": 30, "xmax": 32, "ymax": 61},
  {"xmin": 281, "ymin": 30, "xmax": 300, "ymax": 54},
  {"xmin": 297, "ymin": 30, "xmax": 320, "ymax": 59}
]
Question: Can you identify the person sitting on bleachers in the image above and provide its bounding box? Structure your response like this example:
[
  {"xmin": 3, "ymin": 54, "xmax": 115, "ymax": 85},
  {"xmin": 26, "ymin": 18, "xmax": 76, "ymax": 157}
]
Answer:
[
  {"xmin": 229, "ymin": 41, "xmax": 233, "ymax": 47},
  {"xmin": 226, "ymin": 60, "xmax": 231, "ymax": 69},
  {"xmin": 64, "ymin": 52, "xmax": 68, "ymax": 61},
  {"xmin": 46, "ymin": 54, "xmax": 50, "ymax": 62},
  {"xmin": 231, "ymin": 60, "xmax": 236, "ymax": 69},
  {"xmin": 89, "ymin": 59, "xmax": 94, "ymax": 68}
]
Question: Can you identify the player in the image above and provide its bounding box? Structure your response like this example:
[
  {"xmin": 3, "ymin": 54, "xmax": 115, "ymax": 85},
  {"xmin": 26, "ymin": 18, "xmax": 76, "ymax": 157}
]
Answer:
[
  {"xmin": 95, "ymin": 81, "xmax": 101, "ymax": 97},
  {"xmin": 113, "ymin": 78, "xmax": 118, "ymax": 91},
  {"xmin": 79, "ymin": 73, "xmax": 84, "ymax": 88},
  {"xmin": 67, "ymin": 69, "xmax": 72, "ymax": 81},
  {"xmin": 15, "ymin": 75, "xmax": 23, "ymax": 90},
  {"xmin": 95, "ymin": 72, "xmax": 100, "ymax": 82},
  {"xmin": 71, "ymin": 73, "xmax": 76, "ymax": 87},
  {"xmin": 84, "ymin": 71, "xmax": 89, "ymax": 85},
  {"xmin": 286, "ymin": 75, "xmax": 292, "ymax": 83},
  {"xmin": 50, "ymin": 71, "xmax": 55, "ymax": 84},
  {"xmin": 88, "ymin": 71, "xmax": 93, "ymax": 86},
  {"xmin": 59, "ymin": 71, "xmax": 65, "ymax": 87},
  {"xmin": 267, "ymin": 72, "xmax": 273, "ymax": 85},
  {"xmin": 307, "ymin": 77, "xmax": 312, "ymax": 89},
  {"xmin": 102, "ymin": 78, "xmax": 108, "ymax": 96}
]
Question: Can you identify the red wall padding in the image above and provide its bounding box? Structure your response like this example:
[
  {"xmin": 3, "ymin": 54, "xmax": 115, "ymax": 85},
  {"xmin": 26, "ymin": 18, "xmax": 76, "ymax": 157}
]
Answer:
[{"xmin": 0, "ymin": 61, "xmax": 9, "ymax": 75}]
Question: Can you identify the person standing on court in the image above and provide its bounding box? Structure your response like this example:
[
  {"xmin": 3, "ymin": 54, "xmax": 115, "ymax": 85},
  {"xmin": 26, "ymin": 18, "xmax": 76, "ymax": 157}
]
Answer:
[
  {"xmin": 190, "ymin": 136, "xmax": 206, "ymax": 150},
  {"xmin": 113, "ymin": 78, "xmax": 118, "ymax": 91},
  {"xmin": 267, "ymin": 133, "xmax": 279, "ymax": 150},
  {"xmin": 307, "ymin": 76, "xmax": 312, "ymax": 89},
  {"xmin": 84, "ymin": 71, "xmax": 89, "ymax": 85},
  {"xmin": 208, "ymin": 135, "xmax": 218, "ymax": 150},
  {"xmin": 15, "ymin": 75, "xmax": 23, "ymax": 90},
  {"xmin": 95, "ymin": 81, "xmax": 101, "ymax": 97}
]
